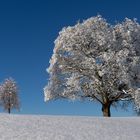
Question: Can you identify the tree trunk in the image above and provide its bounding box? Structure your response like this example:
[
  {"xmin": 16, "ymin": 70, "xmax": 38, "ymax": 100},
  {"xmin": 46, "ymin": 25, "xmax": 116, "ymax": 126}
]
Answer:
[
  {"xmin": 8, "ymin": 96, "xmax": 11, "ymax": 114},
  {"xmin": 8, "ymin": 108, "xmax": 11, "ymax": 114},
  {"xmin": 102, "ymin": 103, "xmax": 111, "ymax": 117}
]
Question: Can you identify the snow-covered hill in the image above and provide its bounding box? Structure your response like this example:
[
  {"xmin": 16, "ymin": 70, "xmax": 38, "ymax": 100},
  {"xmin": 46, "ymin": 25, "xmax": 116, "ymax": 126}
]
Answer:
[{"xmin": 0, "ymin": 114, "xmax": 139, "ymax": 140}]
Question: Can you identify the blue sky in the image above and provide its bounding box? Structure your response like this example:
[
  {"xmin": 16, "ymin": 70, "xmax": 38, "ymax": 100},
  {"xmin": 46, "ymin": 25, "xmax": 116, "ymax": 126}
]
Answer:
[{"xmin": 0, "ymin": 0, "xmax": 139, "ymax": 116}]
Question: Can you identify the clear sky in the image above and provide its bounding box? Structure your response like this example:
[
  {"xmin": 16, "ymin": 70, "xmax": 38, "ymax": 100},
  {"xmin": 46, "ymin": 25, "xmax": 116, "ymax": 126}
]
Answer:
[{"xmin": 0, "ymin": 0, "xmax": 139, "ymax": 116}]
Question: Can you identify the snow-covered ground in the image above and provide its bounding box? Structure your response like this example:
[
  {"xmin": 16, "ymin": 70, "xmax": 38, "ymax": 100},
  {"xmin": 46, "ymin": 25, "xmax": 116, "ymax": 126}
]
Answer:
[{"xmin": 0, "ymin": 114, "xmax": 139, "ymax": 140}]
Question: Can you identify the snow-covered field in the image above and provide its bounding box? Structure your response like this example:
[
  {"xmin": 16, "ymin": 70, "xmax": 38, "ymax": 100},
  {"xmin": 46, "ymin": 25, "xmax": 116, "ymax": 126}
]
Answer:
[{"xmin": 0, "ymin": 114, "xmax": 139, "ymax": 140}]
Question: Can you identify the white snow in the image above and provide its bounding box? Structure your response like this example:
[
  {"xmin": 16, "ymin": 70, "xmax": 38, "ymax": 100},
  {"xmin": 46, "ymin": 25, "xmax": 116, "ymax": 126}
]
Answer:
[{"xmin": 0, "ymin": 114, "xmax": 139, "ymax": 140}]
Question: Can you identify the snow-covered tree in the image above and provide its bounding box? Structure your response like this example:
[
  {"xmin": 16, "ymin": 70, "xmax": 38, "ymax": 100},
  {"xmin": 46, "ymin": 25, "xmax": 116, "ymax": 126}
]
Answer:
[
  {"xmin": 0, "ymin": 78, "xmax": 20, "ymax": 114},
  {"xmin": 44, "ymin": 15, "xmax": 140, "ymax": 117}
]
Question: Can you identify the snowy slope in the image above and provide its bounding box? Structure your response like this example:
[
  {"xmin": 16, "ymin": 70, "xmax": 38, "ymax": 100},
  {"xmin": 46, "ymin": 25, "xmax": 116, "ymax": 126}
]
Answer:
[{"xmin": 0, "ymin": 114, "xmax": 139, "ymax": 140}]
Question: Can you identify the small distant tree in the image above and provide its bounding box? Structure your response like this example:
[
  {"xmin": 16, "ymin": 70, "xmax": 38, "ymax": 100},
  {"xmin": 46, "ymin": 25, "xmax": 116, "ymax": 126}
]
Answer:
[
  {"xmin": 0, "ymin": 78, "xmax": 20, "ymax": 114},
  {"xmin": 44, "ymin": 15, "xmax": 140, "ymax": 117}
]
